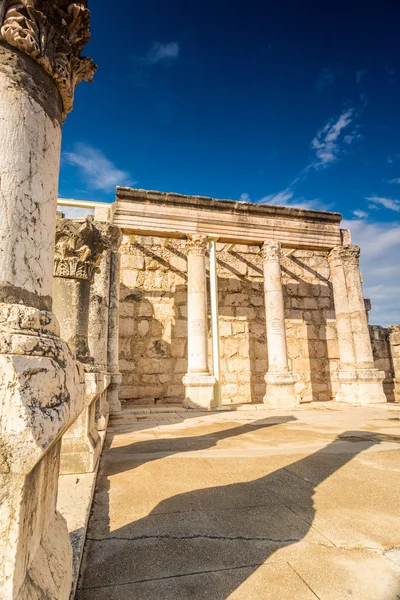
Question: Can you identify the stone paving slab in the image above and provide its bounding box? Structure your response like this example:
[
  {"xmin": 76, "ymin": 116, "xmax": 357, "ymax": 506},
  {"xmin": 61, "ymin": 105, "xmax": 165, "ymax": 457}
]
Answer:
[{"xmin": 77, "ymin": 405, "xmax": 400, "ymax": 599}]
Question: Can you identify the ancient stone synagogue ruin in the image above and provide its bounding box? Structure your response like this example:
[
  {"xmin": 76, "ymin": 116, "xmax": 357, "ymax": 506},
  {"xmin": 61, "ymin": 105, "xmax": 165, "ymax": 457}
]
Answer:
[{"xmin": 0, "ymin": 2, "xmax": 400, "ymax": 599}]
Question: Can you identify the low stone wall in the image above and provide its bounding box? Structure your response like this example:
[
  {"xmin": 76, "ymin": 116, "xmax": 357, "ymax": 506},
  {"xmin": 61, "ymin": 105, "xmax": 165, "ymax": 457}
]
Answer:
[
  {"xmin": 369, "ymin": 325, "xmax": 395, "ymax": 402},
  {"xmin": 119, "ymin": 237, "xmax": 345, "ymax": 405}
]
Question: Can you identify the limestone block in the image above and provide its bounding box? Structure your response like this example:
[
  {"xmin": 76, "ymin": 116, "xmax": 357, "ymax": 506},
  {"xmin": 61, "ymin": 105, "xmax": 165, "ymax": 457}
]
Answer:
[
  {"xmin": 174, "ymin": 319, "xmax": 188, "ymax": 338},
  {"xmin": 219, "ymin": 321, "xmax": 232, "ymax": 337},
  {"xmin": 121, "ymin": 255, "xmax": 145, "ymax": 270},
  {"xmin": 171, "ymin": 339, "xmax": 186, "ymax": 358},
  {"xmin": 137, "ymin": 320, "xmax": 150, "ymax": 336},
  {"xmin": 303, "ymin": 297, "xmax": 319, "ymax": 310},
  {"xmin": 121, "ymin": 270, "xmax": 138, "ymax": 288},
  {"xmin": 232, "ymin": 321, "xmax": 248, "ymax": 336},
  {"xmin": 60, "ymin": 371, "xmax": 105, "ymax": 475},
  {"xmin": 227, "ymin": 279, "xmax": 242, "ymax": 292},
  {"xmin": 138, "ymin": 302, "xmax": 154, "ymax": 317},
  {"xmin": 170, "ymin": 255, "xmax": 187, "ymax": 272},
  {"xmin": 119, "ymin": 317, "xmax": 135, "ymax": 338},
  {"xmin": 225, "ymin": 293, "xmax": 249, "ymax": 306}
]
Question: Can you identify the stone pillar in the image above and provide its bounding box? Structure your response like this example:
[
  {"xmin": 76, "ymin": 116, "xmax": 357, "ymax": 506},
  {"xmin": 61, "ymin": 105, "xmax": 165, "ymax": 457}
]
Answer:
[
  {"xmin": 183, "ymin": 234, "xmax": 216, "ymax": 410},
  {"xmin": 86, "ymin": 223, "xmax": 122, "ymax": 423},
  {"xmin": 329, "ymin": 245, "xmax": 386, "ymax": 404},
  {"xmin": 0, "ymin": 2, "xmax": 96, "ymax": 597},
  {"xmin": 53, "ymin": 216, "xmax": 111, "ymax": 473},
  {"xmin": 262, "ymin": 241, "xmax": 299, "ymax": 408},
  {"xmin": 389, "ymin": 326, "xmax": 400, "ymax": 403},
  {"xmin": 107, "ymin": 249, "xmax": 123, "ymax": 414}
]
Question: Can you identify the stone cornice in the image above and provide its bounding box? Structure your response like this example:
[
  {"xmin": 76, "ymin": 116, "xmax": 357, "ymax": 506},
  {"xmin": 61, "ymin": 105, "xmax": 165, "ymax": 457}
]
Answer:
[
  {"xmin": 0, "ymin": 0, "xmax": 96, "ymax": 119},
  {"xmin": 54, "ymin": 217, "xmax": 111, "ymax": 283},
  {"xmin": 112, "ymin": 188, "xmax": 343, "ymax": 250}
]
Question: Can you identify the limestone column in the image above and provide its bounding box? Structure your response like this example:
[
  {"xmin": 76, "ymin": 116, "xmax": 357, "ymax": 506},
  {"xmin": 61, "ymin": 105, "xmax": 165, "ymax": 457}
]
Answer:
[
  {"xmin": 329, "ymin": 245, "xmax": 386, "ymax": 404},
  {"xmin": 107, "ymin": 249, "xmax": 123, "ymax": 414},
  {"xmin": 183, "ymin": 234, "xmax": 216, "ymax": 410},
  {"xmin": 0, "ymin": 3, "xmax": 96, "ymax": 597},
  {"xmin": 262, "ymin": 241, "xmax": 299, "ymax": 408},
  {"xmin": 53, "ymin": 216, "xmax": 110, "ymax": 473},
  {"xmin": 87, "ymin": 223, "xmax": 122, "ymax": 422}
]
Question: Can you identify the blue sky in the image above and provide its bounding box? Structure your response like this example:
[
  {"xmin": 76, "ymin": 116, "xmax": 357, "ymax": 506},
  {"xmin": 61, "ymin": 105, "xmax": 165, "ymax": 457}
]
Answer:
[{"xmin": 60, "ymin": 0, "xmax": 400, "ymax": 325}]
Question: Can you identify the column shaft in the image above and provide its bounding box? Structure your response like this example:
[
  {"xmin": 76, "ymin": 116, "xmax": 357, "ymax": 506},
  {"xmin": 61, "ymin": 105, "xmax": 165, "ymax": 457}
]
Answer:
[
  {"xmin": 0, "ymin": 1, "xmax": 96, "ymax": 591},
  {"xmin": 107, "ymin": 250, "xmax": 123, "ymax": 414},
  {"xmin": 262, "ymin": 241, "xmax": 298, "ymax": 408},
  {"xmin": 0, "ymin": 44, "xmax": 61, "ymax": 310},
  {"xmin": 183, "ymin": 235, "xmax": 215, "ymax": 410},
  {"xmin": 329, "ymin": 245, "xmax": 386, "ymax": 404}
]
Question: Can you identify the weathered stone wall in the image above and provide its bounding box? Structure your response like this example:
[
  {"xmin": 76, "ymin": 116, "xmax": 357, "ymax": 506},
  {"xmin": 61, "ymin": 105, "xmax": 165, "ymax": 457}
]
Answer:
[
  {"xmin": 369, "ymin": 325, "xmax": 398, "ymax": 403},
  {"xmin": 119, "ymin": 237, "xmax": 342, "ymax": 405},
  {"xmin": 388, "ymin": 326, "xmax": 400, "ymax": 402}
]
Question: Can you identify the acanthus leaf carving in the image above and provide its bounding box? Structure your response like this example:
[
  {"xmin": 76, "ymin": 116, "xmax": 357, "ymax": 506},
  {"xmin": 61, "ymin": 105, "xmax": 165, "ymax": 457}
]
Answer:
[
  {"xmin": 261, "ymin": 241, "xmax": 281, "ymax": 262},
  {"xmin": 0, "ymin": 0, "xmax": 97, "ymax": 119},
  {"xmin": 54, "ymin": 217, "xmax": 112, "ymax": 283},
  {"xmin": 186, "ymin": 234, "xmax": 208, "ymax": 256}
]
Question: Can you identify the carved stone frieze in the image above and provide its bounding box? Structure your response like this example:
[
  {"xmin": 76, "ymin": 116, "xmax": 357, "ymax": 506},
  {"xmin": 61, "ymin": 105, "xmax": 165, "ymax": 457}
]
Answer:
[
  {"xmin": 261, "ymin": 240, "xmax": 281, "ymax": 262},
  {"xmin": 186, "ymin": 234, "xmax": 208, "ymax": 256},
  {"xmin": 54, "ymin": 217, "xmax": 111, "ymax": 283},
  {"xmin": 0, "ymin": 0, "xmax": 97, "ymax": 118}
]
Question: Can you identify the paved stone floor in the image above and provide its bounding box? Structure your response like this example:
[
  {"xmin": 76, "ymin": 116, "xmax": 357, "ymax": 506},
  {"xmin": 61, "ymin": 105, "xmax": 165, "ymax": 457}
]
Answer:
[{"xmin": 77, "ymin": 403, "xmax": 400, "ymax": 599}]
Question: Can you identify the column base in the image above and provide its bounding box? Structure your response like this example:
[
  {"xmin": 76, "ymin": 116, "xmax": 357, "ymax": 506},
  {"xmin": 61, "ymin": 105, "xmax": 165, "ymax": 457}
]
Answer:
[
  {"xmin": 183, "ymin": 373, "xmax": 216, "ymax": 410},
  {"xmin": 335, "ymin": 369, "xmax": 387, "ymax": 405},
  {"xmin": 107, "ymin": 372, "xmax": 122, "ymax": 414},
  {"xmin": 263, "ymin": 371, "xmax": 300, "ymax": 409}
]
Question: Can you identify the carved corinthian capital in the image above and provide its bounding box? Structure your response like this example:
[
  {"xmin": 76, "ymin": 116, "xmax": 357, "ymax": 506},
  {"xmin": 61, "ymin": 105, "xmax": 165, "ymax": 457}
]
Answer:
[
  {"xmin": 262, "ymin": 240, "xmax": 281, "ymax": 262},
  {"xmin": 0, "ymin": 0, "xmax": 97, "ymax": 119},
  {"xmin": 54, "ymin": 217, "xmax": 111, "ymax": 283},
  {"xmin": 186, "ymin": 234, "xmax": 208, "ymax": 255},
  {"xmin": 328, "ymin": 245, "xmax": 360, "ymax": 271}
]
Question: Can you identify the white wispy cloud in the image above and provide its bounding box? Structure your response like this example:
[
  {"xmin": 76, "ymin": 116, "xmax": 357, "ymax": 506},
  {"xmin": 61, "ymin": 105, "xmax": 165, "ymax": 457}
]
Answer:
[
  {"xmin": 239, "ymin": 193, "xmax": 251, "ymax": 202},
  {"xmin": 63, "ymin": 143, "xmax": 133, "ymax": 193},
  {"xmin": 353, "ymin": 209, "xmax": 368, "ymax": 219},
  {"xmin": 311, "ymin": 109, "xmax": 359, "ymax": 168},
  {"xmin": 146, "ymin": 42, "xmax": 180, "ymax": 65},
  {"xmin": 58, "ymin": 206, "xmax": 95, "ymax": 219},
  {"xmin": 389, "ymin": 178, "xmax": 400, "ymax": 184},
  {"xmin": 356, "ymin": 68, "xmax": 369, "ymax": 84},
  {"xmin": 366, "ymin": 195, "xmax": 400, "ymax": 212},
  {"xmin": 315, "ymin": 67, "xmax": 335, "ymax": 91},
  {"xmin": 343, "ymin": 217, "xmax": 400, "ymax": 325}
]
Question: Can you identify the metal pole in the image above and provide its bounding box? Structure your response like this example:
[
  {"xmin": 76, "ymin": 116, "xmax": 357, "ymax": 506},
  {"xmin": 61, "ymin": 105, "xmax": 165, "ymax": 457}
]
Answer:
[{"xmin": 209, "ymin": 237, "xmax": 222, "ymax": 408}]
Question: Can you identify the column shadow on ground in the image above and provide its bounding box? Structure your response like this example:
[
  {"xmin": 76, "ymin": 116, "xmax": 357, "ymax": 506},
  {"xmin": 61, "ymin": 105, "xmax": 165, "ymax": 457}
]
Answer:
[{"xmin": 77, "ymin": 416, "xmax": 400, "ymax": 599}]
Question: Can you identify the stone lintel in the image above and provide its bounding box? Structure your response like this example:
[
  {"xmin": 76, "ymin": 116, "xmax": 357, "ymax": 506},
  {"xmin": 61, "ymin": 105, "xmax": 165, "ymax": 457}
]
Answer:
[{"xmin": 112, "ymin": 187, "xmax": 343, "ymax": 250}]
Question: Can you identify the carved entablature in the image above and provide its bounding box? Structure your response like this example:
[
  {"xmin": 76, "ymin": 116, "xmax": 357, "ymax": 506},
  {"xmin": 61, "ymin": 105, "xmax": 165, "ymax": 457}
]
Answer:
[
  {"xmin": 54, "ymin": 217, "xmax": 111, "ymax": 283},
  {"xmin": 328, "ymin": 245, "xmax": 360, "ymax": 270},
  {"xmin": 186, "ymin": 234, "xmax": 208, "ymax": 256},
  {"xmin": 261, "ymin": 241, "xmax": 281, "ymax": 262},
  {"xmin": 0, "ymin": 0, "xmax": 97, "ymax": 119}
]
